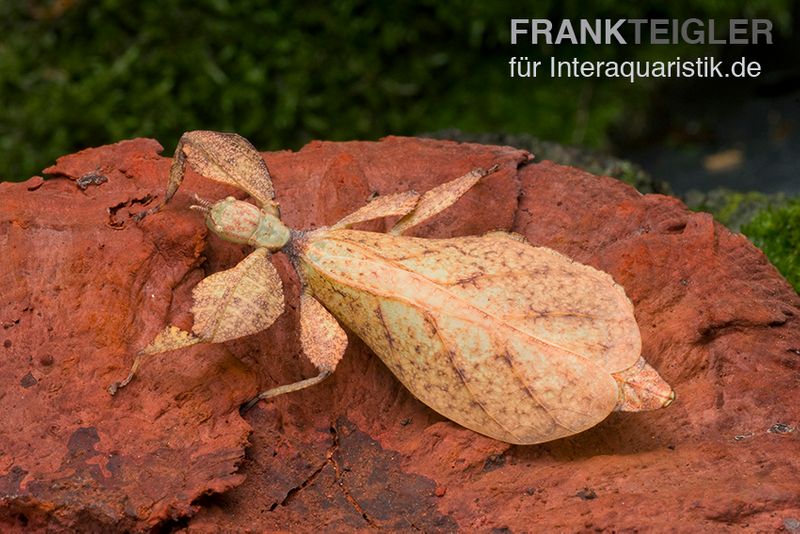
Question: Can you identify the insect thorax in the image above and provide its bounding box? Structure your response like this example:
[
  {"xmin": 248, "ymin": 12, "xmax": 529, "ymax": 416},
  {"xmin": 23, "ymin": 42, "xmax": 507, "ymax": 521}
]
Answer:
[{"xmin": 205, "ymin": 197, "xmax": 290, "ymax": 250}]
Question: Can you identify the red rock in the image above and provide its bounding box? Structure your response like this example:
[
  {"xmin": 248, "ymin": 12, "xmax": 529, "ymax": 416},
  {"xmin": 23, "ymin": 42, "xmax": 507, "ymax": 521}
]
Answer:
[{"xmin": 1, "ymin": 136, "xmax": 798, "ymax": 532}]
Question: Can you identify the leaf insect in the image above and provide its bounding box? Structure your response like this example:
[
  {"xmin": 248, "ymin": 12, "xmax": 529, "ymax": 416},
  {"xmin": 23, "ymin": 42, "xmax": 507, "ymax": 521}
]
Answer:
[{"xmin": 109, "ymin": 131, "xmax": 674, "ymax": 445}]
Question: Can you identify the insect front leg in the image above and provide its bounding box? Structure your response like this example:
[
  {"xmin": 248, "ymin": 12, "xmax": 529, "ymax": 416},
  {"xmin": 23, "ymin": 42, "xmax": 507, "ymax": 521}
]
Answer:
[
  {"xmin": 243, "ymin": 292, "xmax": 347, "ymax": 411},
  {"xmin": 165, "ymin": 130, "xmax": 278, "ymax": 210}
]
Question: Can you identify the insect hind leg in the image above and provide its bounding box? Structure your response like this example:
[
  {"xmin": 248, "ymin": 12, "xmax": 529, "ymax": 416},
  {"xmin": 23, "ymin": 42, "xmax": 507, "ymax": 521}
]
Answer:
[
  {"xmin": 390, "ymin": 164, "xmax": 500, "ymax": 235},
  {"xmin": 241, "ymin": 370, "xmax": 332, "ymax": 412},
  {"xmin": 243, "ymin": 292, "xmax": 347, "ymax": 412}
]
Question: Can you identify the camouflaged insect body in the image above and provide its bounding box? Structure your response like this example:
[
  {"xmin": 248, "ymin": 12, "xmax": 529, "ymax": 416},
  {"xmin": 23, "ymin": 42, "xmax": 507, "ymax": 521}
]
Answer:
[
  {"xmin": 109, "ymin": 131, "xmax": 675, "ymax": 445},
  {"xmin": 297, "ymin": 230, "xmax": 649, "ymax": 444}
]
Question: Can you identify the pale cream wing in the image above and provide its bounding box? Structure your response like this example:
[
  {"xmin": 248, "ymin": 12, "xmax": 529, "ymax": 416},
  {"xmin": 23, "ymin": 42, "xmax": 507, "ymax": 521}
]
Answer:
[
  {"xmin": 322, "ymin": 230, "xmax": 641, "ymax": 373},
  {"xmin": 300, "ymin": 229, "xmax": 634, "ymax": 443},
  {"xmin": 432, "ymin": 313, "xmax": 618, "ymax": 444},
  {"xmin": 139, "ymin": 325, "xmax": 202, "ymax": 355}
]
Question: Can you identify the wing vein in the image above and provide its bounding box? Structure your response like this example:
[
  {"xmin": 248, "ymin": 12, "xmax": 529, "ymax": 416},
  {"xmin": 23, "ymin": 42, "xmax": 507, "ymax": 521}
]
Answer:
[{"xmin": 425, "ymin": 312, "xmax": 524, "ymax": 442}]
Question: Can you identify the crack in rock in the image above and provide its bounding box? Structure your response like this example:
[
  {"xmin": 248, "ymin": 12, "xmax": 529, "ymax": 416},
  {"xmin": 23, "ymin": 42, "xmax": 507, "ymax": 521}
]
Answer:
[{"xmin": 271, "ymin": 425, "xmax": 377, "ymax": 527}]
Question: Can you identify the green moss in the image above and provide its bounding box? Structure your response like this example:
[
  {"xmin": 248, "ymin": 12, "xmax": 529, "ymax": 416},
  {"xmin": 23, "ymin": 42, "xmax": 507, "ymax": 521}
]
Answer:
[
  {"xmin": 713, "ymin": 192, "xmax": 760, "ymax": 227},
  {"xmin": 425, "ymin": 130, "xmax": 670, "ymax": 194},
  {"xmin": 684, "ymin": 188, "xmax": 791, "ymax": 231},
  {"xmin": 0, "ymin": 1, "xmax": 793, "ymax": 181},
  {"xmin": 741, "ymin": 198, "xmax": 800, "ymax": 292}
]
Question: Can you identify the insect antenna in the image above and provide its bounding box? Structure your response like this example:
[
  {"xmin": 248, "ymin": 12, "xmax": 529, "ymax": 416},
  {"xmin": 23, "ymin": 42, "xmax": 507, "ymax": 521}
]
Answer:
[{"xmin": 189, "ymin": 194, "xmax": 213, "ymax": 214}]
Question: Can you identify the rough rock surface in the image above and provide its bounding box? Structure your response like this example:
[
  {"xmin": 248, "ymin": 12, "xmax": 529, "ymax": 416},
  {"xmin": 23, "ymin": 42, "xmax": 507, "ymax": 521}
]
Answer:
[{"xmin": 0, "ymin": 136, "xmax": 798, "ymax": 532}]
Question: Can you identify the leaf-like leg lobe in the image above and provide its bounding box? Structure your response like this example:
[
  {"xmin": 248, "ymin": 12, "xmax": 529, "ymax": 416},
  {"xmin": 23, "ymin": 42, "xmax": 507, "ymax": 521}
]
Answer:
[
  {"xmin": 299, "ymin": 292, "xmax": 348, "ymax": 373},
  {"xmin": 109, "ymin": 249, "xmax": 284, "ymax": 395},
  {"xmin": 191, "ymin": 248, "xmax": 285, "ymax": 343},
  {"xmin": 165, "ymin": 130, "xmax": 277, "ymax": 209},
  {"xmin": 390, "ymin": 165, "xmax": 499, "ymax": 235},
  {"xmin": 332, "ymin": 190, "xmax": 420, "ymax": 229}
]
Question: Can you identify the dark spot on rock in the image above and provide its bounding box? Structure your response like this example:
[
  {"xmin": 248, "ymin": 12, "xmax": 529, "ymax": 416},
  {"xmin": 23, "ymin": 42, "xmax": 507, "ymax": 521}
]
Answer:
[
  {"xmin": 76, "ymin": 172, "xmax": 108, "ymax": 190},
  {"xmin": 491, "ymin": 528, "xmax": 513, "ymax": 534},
  {"xmin": 667, "ymin": 444, "xmax": 675, "ymax": 450},
  {"xmin": 67, "ymin": 427, "xmax": 101, "ymax": 459},
  {"xmin": 787, "ymin": 348, "xmax": 800, "ymax": 356},
  {"xmin": 680, "ymin": 279, "xmax": 689, "ymax": 286},
  {"xmin": 768, "ymin": 423, "xmax": 794, "ymax": 434},
  {"xmin": 39, "ymin": 354, "xmax": 54, "ymax": 366},
  {"xmin": 332, "ymin": 417, "xmax": 457, "ymax": 530},
  {"xmin": 664, "ymin": 221, "xmax": 687, "ymax": 233},
  {"xmin": 483, "ymin": 453, "xmax": 506, "ymax": 472},
  {"xmin": 0, "ymin": 465, "xmax": 28, "ymax": 494},
  {"xmin": 525, "ymin": 487, "xmax": 536, "ymax": 496},
  {"xmin": 107, "ymin": 194, "xmax": 155, "ymax": 229},
  {"xmin": 3, "ymin": 339, "xmax": 10, "ymax": 348},
  {"xmin": 106, "ymin": 453, "xmax": 122, "ymax": 475},
  {"xmin": 20, "ymin": 372, "xmax": 37, "ymax": 388},
  {"xmin": 576, "ymin": 487, "xmax": 597, "ymax": 500},
  {"xmin": 400, "ymin": 418, "xmax": 412, "ymax": 426}
]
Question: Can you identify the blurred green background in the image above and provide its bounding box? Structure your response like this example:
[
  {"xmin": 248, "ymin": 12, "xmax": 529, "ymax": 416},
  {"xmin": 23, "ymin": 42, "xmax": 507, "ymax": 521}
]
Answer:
[{"xmin": 0, "ymin": 0, "xmax": 797, "ymax": 290}]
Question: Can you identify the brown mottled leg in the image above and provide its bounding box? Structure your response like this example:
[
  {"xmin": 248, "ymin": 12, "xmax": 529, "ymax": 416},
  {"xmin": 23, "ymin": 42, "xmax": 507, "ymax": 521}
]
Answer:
[
  {"xmin": 128, "ymin": 133, "xmax": 194, "ymax": 221},
  {"xmin": 331, "ymin": 190, "xmax": 421, "ymax": 229},
  {"xmin": 107, "ymin": 351, "xmax": 146, "ymax": 395},
  {"xmin": 107, "ymin": 326, "xmax": 202, "ymax": 395}
]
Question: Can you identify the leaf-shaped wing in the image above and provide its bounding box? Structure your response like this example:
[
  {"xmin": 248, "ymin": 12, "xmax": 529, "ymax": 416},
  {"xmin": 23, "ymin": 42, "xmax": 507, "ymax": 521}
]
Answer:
[
  {"xmin": 166, "ymin": 130, "xmax": 276, "ymax": 208},
  {"xmin": 191, "ymin": 247, "xmax": 285, "ymax": 343},
  {"xmin": 299, "ymin": 229, "xmax": 640, "ymax": 444},
  {"xmin": 332, "ymin": 190, "xmax": 420, "ymax": 230}
]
